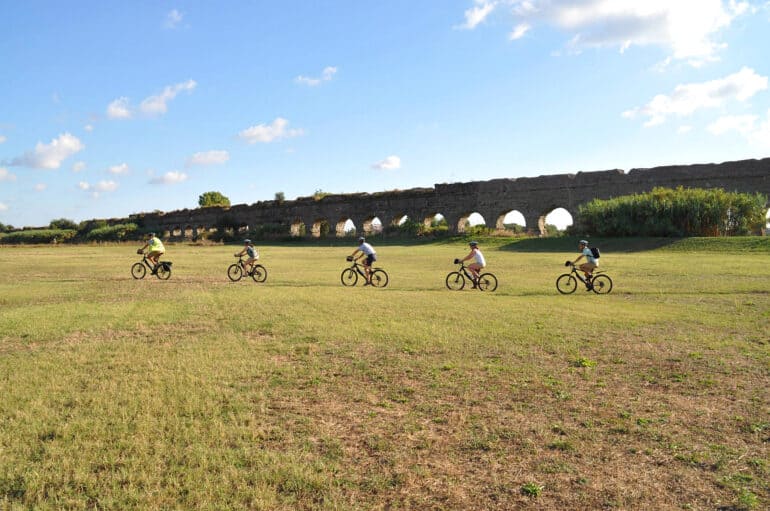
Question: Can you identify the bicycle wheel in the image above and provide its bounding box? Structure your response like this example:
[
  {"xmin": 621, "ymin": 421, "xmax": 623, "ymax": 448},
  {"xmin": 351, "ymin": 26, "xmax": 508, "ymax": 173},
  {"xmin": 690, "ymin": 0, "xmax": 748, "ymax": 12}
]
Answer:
[
  {"xmin": 445, "ymin": 271, "xmax": 465, "ymax": 291},
  {"xmin": 477, "ymin": 272, "xmax": 498, "ymax": 292},
  {"xmin": 341, "ymin": 268, "xmax": 358, "ymax": 286},
  {"xmin": 227, "ymin": 264, "xmax": 243, "ymax": 282},
  {"xmin": 251, "ymin": 264, "xmax": 268, "ymax": 283},
  {"xmin": 131, "ymin": 262, "xmax": 146, "ymax": 279},
  {"xmin": 556, "ymin": 274, "xmax": 578, "ymax": 294},
  {"xmin": 591, "ymin": 274, "xmax": 613, "ymax": 294},
  {"xmin": 370, "ymin": 269, "xmax": 388, "ymax": 288},
  {"xmin": 155, "ymin": 263, "xmax": 171, "ymax": 280}
]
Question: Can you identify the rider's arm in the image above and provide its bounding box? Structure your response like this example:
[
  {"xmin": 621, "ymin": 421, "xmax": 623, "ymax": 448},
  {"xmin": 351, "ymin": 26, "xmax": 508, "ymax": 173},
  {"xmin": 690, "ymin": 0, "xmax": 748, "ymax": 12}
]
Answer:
[
  {"xmin": 351, "ymin": 249, "xmax": 361, "ymax": 259},
  {"xmin": 573, "ymin": 254, "xmax": 585, "ymax": 265},
  {"xmin": 235, "ymin": 248, "xmax": 246, "ymax": 256},
  {"xmin": 461, "ymin": 250, "xmax": 474, "ymax": 262},
  {"xmin": 139, "ymin": 243, "xmax": 148, "ymax": 251}
]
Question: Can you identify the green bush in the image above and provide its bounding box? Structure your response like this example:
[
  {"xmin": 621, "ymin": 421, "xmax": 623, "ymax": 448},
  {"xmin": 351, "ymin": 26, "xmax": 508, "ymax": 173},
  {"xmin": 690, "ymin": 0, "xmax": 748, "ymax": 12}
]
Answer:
[
  {"xmin": 85, "ymin": 223, "xmax": 138, "ymax": 242},
  {"xmin": 576, "ymin": 187, "xmax": 767, "ymax": 237},
  {"xmin": 0, "ymin": 229, "xmax": 76, "ymax": 244}
]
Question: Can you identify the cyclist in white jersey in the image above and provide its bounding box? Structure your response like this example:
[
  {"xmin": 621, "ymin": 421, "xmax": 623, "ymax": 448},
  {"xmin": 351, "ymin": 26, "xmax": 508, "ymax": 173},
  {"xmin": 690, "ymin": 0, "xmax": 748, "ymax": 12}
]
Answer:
[
  {"xmin": 460, "ymin": 241, "xmax": 486, "ymax": 286},
  {"xmin": 350, "ymin": 237, "xmax": 377, "ymax": 286}
]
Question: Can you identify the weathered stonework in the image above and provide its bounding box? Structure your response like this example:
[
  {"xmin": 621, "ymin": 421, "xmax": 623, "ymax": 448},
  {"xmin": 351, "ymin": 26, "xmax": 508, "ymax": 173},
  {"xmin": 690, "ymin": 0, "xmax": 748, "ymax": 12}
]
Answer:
[{"xmin": 127, "ymin": 157, "xmax": 770, "ymax": 238}]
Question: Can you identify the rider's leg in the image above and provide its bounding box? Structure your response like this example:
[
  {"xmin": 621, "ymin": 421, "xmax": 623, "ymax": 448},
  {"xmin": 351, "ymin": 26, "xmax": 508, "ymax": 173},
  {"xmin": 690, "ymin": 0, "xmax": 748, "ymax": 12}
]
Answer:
[{"xmin": 579, "ymin": 262, "xmax": 596, "ymax": 279}]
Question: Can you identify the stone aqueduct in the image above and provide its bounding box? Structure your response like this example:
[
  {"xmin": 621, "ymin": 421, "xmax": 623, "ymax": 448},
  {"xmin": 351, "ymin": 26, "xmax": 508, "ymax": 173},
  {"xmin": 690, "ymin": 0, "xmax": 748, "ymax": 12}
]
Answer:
[{"xmin": 130, "ymin": 158, "xmax": 770, "ymax": 239}]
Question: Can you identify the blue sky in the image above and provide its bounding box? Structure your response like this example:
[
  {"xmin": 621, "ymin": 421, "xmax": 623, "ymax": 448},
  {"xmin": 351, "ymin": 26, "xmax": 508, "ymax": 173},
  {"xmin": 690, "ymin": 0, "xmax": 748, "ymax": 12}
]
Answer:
[{"xmin": 2, "ymin": 0, "xmax": 770, "ymax": 228}]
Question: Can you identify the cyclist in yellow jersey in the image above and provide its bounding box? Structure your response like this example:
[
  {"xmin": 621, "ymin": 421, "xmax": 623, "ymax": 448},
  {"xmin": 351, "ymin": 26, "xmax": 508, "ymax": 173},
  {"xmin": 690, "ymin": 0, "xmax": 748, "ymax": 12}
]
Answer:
[{"xmin": 138, "ymin": 232, "xmax": 165, "ymax": 274}]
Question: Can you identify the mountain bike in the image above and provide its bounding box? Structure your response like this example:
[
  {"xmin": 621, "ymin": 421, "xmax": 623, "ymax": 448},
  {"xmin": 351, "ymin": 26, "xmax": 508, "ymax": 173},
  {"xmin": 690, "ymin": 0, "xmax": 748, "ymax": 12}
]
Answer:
[
  {"xmin": 227, "ymin": 255, "xmax": 267, "ymax": 283},
  {"xmin": 445, "ymin": 260, "xmax": 498, "ymax": 291},
  {"xmin": 341, "ymin": 257, "xmax": 388, "ymax": 287},
  {"xmin": 556, "ymin": 262, "xmax": 612, "ymax": 294},
  {"xmin": 131, "ymin": 252, "xmax": 172, "ymax": 280}
]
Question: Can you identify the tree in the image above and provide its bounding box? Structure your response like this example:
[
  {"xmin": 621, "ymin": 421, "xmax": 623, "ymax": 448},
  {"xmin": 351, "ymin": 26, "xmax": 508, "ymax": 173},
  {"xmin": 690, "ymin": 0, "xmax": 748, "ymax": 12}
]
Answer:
[
  {"xmin": 275, "ymin": 192, "xmax": 285, "ymax": 203},
  {"xmin": 198, "ymin": 191, "xmax": 231, "ymax": 208},
  {"xmin": 49, "ymin": 218, "xmax": 78, "ymax": 230}
]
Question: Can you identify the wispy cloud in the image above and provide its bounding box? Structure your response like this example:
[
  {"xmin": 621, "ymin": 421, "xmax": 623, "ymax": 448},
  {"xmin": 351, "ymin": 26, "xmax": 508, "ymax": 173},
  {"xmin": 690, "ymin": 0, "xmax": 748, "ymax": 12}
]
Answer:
[
  {"xmin": 0, "ymin": 202, "xmax": 7, "ymax": 212},
  {"xmin": 108, "ymin": 163, "xmax": 130, "ymax": 175},
  {"xmin": 371, "ymin": 155, "xmax": 401, "ymax": 170},
  {"xmin": 0, "ymin": 135, "xmax": 6, "ymax": 144},
  {"xmin": 106, "ymin": 80, "xmax": 197, "ymax": 119},
  {"xmin": 295, "ymin": 66, "xmax": 338, "ymax": 86},
  {"xmin": 72, "ymin": 161, "xmax": 86, "ymax": 173},
  {"xmin": 140, "ymin": 80, "xmax": 196, "ymax": 116},
  {"xmin": 622, "ymin": 67, "xmax": 768, "ymax": 126},
  {"xmin": 34, "ymin": 183, "xmax": 47, "ymax": 192},
  {"xmin": 458, "ymin": 1, "xmax": 497, "ymax": 30},
  {"xmin": 239, "ymin": 118, "xmax": 304, "ymax": 144},
  {"xmin": 0, "ymin": 168, "xmax": 17, "ymax": 182},
  {"xmin": 149, "ymin": 171, "xmax": 188, "ymax": 185},
  {"xmin": 10, "ymin": 133, "xmax": 85, "ymax": 169},
  {"xmin": 164, "ymin": 9, "xmax": 184, "ymax": 29},
  {"xmin": 461, "ymin": 0, "xmax": 753, "ymax": 66},
  {"xmin": 78, "ymin": 180, "xmax": 118, "ymax": 198},
  {"xmin": 186, "ymin": 150, "xmax": 230, "ymax": 167},
  {"xmin": 107, "ymin": 97, "xmax": 132, "ymax": 119}
]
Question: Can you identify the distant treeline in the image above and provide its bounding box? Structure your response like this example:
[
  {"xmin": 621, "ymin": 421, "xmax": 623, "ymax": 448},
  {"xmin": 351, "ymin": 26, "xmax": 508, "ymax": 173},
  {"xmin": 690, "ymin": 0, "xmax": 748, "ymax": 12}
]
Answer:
[{"xmin": 576, "ymin": 187, "xmax": 767, "ymax": 237}]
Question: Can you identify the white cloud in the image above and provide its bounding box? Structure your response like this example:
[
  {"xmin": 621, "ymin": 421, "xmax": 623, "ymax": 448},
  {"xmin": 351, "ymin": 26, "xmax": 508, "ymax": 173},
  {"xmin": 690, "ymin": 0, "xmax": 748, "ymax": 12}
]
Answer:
[
  {"xmin": 78, "ymin": 180, "xmax": 118, "ymax": 197},
  {"xmin": 11, "ymin": 133, "xmax": 85, "ymax": 169},
  {"xmin": 458, "ymin": 1, "xmax": 497, "ymax": 29},
  {"xmin": 707, "ymin": 114, "xmax": 758, "ymax": 135},
  {"xmin": 678, "ymin": 125, "xmax": 693, "ymax": 134},
  {"xmin": 72, "ymin": 161, "xmax": 86, "ymax": 172},
  {"xmin": 186, "ymin": 150, "xmax": 230, "ymax": 167},
  {"xmin": 371, "ymin": 155, "xmax": 402, "ymax": 170},
  {"xmin": 0, "ymin": 168, "xmax": 17, "ymax": 181},
  {"xmin": 749, "ymin": 110, "xmax": 770, "ymax": 149},
  {"xmin": 0, "ymin": 135, "xmax": 6, "ymax": 144},
  {"xmin": 34, "ymin": 183, "xmax": 47, "ymax": 192},
  {"xmin": 107, "ymin": 97, "xmax": 132, "ymax": 119},
  {"xmin": 464, "ymin": 0, "xmax": 752, "ymax": 65},
  {"xmin": 139, "ymin": 80, "xmax": 196, "ymax": 116},
  {"xmin": 509, "ymin": 23, "xmax": 530, "ymax": 40},
  {"xmin": 106, "ymin": 80, "xmax": 196, "ymax": 120},
  {"xmin": 295, "ymin": 66, "xmax": 338, "ymax": 86},
  {"xmin": 239, "ymin": 118, "xmax": 304, "ymax": 144},
  {"xmin": 0, "ymin": 202, "xmax": 7, "ymax": 211},
  {"xmin": 149, "ymin": 171, "xmax": 188, "ymax": 185},
  {"xmin": 165, "ymin": 9, "xmax": 183, "ymax": 29},
  {"xmin": 623, "ymin": 67, "xmax": 768, "ymax": 126},
  {"xmin": 108, "ymin": 163, "xmax": 130, "ymax": 175},
  {"xmin": 84, "ymin": 124, "xmax": 94, "ymax": 132}
]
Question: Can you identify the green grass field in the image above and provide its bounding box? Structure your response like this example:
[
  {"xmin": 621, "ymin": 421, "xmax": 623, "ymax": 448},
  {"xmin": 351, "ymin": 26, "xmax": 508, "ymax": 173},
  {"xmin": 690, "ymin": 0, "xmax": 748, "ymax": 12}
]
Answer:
[{"xmin": 1, "ymin": 240, "xmax": 768, "ymax": 510}]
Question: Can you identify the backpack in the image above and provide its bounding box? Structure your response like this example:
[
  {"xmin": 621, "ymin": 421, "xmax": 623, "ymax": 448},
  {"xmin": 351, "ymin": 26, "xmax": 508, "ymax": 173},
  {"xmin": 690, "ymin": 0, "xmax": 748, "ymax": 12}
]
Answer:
[{"xmin": 590, "ymin": 247, "xmax": 600, "ymax": 259}]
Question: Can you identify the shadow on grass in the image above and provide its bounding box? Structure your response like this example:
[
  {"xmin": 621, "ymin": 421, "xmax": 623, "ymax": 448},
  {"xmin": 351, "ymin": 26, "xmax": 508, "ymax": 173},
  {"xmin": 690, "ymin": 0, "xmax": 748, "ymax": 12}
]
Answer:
[{"xmin": 498, "ymin": 237, "xmax": 681, "ymax": 253}]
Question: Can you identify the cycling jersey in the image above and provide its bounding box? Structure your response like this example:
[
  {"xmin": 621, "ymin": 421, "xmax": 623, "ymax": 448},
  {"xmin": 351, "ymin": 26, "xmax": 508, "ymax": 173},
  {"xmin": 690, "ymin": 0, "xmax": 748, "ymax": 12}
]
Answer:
[{"xmin": 148, "ymin": 237, "xmax": 165, "ymax": 253}]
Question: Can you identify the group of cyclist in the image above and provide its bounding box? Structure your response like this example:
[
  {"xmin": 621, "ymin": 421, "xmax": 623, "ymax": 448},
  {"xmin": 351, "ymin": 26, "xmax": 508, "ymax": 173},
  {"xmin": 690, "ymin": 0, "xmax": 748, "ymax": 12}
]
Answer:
[{"xmin": 137, "ymin": 233, "xmax": 599, "ymax": 288}]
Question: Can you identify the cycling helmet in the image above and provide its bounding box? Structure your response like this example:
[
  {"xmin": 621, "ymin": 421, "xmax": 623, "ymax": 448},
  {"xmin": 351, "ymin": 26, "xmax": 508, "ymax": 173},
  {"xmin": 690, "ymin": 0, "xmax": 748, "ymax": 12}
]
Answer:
[
  {"xmin": 579, "ymin": 239, "xmax": 589, "ymax": 245},
  {"xmin": 469, "ymin": 241, "xmax": 478, "ymax": 247},
  {"xmin": 358, "ymin": 237, "xmax": 366, "ymax": 243},
  {"xmin": 148, "ymin": 232, "xmax": 156, "ymax": 238},
  {"xmin": 244, "ymin": 239, "xmax": 251, "ymax": 244}
]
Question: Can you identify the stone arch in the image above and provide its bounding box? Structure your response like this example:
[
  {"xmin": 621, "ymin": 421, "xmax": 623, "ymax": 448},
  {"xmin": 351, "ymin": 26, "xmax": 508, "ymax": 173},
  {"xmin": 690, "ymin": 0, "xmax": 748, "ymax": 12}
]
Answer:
[
  {"xmin": 184, "ymin": 225, "xmax": 194, "ymax": 238},
  {"xmin": 312, "ymin": 219, "xmax": 330, "ymax": 238},
  {"xmin": 336, "ymin": 217, "xmax": 357, "ymax": 238},
  {"xmin": 362, "ymin": 216, "xmax": 383, "ymax": 235},
  {"xmin": 172, "ymin": 226, "xmax": 182, "ymax": 237},
  {"xmin": 457, "ymin": 212, "xmax": 487, "ymax": 234},
  {"xmin": 392, "ymin": 214, "xmax": 410, "ymax": 226},
  {"xmin": 162, "ymin": 229, "xmax": 171, "ymax": 238},
  {"xmin": 540, "ymin": 207, "xmax": 574, "ymax": 236},
  {"xmin": 290, "ymin": 219, "xmax": 307, "ymax": 237},
  {"xmin": 496, "ymin": 210, "xmax": 527, "ymax": 233}
]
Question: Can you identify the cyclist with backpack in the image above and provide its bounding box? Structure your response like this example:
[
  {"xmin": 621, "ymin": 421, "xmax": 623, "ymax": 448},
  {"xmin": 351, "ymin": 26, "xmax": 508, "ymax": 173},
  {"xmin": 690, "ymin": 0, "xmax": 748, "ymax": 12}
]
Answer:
[{"xmin": 572, "ymin": 239, "xmax": 599, "ymax": 286}]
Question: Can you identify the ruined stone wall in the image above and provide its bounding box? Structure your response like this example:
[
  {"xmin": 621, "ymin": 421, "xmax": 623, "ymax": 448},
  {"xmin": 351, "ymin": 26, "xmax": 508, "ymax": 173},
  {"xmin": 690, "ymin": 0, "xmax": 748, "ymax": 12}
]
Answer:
[{"xmin": 129, "ymin": 157, "xmax": 770, "ymax": 238}]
